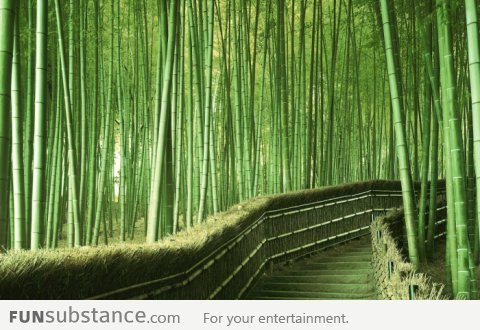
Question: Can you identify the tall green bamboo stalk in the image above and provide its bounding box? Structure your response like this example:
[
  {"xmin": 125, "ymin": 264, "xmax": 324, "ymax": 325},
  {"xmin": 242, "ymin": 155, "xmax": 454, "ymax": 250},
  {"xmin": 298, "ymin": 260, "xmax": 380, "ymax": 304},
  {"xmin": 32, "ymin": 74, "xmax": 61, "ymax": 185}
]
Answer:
[
  {"xmin": 30, "ymin": 0, "xmax": 48, "ymax": 250},
  {"xmin": 11, "ymin": 2, "xmax": 25, "ymax": 250},
  {"xmin": 146, "ymin": 0, "xmax": 179, "ymax": 243},
  {"xmin": 0, "ymin": 0, "xmax": 15, "ymax": 249},
  {"xmin": 437, "ymin": 0, "xmax": 476, "ymax": 298},
  {"xmin": 379, "ymin": 0, "xmax": 419, "ymax": 267},
  {"xmin": 464, "ymin": 0, "xmax": 480, "ymax": 264},
  {"xmin": 53, "ymin": 0, "xmax": 82, "ymax": 247}
]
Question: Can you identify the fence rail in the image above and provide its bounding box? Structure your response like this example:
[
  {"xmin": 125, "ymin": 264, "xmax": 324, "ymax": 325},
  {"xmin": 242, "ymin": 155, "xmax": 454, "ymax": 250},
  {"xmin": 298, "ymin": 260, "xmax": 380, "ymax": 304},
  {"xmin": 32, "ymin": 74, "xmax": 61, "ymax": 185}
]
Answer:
[{"xmin": 91, "ymin": 182, "xmax": 445, "ymax": 300}]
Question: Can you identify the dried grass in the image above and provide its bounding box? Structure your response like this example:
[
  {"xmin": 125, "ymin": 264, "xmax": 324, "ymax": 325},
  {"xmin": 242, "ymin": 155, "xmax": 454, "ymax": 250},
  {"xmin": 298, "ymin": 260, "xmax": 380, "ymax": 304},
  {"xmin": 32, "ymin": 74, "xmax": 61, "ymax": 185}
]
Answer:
[{"xmin": 371, "ymin": 208, "xmax": 448, "ymax": 300}]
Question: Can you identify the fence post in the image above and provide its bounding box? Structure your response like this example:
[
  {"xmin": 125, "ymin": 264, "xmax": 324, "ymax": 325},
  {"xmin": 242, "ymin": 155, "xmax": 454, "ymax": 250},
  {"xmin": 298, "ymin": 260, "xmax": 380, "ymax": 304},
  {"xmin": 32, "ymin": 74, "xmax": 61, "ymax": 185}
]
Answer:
[
  {"xmin": 408, "ymin": 284, "xmax": 419, "ymax": 300},
  {"xmin": 387, "ymin": 261, "xmax": 395, "ymax": 279}
]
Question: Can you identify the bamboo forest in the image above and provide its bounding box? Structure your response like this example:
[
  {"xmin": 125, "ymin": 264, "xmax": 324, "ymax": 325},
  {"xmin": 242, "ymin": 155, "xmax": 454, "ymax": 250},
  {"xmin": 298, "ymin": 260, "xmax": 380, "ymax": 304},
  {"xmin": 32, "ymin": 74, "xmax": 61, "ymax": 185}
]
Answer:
[{"xmin": 0, "ymin": 0, "xmax": 480, "ymax": 301}]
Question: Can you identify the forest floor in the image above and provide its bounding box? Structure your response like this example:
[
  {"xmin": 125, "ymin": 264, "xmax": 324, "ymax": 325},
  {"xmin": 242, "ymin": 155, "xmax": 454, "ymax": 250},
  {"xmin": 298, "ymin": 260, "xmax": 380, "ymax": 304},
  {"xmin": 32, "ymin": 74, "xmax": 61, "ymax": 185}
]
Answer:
[
  {"xmin": 55, "ymin": 216, "xmax": 148, "ymax": 248},
  {"xmin": 419, "ymin": 237, "xmax": 480, "ymax": 299},
  {"xmin": 419, "ymin": 237, "xmax": 452, "ymax": 298}
]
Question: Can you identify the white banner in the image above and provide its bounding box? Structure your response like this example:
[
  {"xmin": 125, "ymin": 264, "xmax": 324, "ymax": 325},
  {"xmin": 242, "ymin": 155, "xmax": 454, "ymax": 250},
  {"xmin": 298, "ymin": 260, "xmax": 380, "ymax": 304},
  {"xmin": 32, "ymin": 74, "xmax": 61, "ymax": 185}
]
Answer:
[{"xmin": 0, "ymin": 300, "xmax": 475, "ymax": 330}]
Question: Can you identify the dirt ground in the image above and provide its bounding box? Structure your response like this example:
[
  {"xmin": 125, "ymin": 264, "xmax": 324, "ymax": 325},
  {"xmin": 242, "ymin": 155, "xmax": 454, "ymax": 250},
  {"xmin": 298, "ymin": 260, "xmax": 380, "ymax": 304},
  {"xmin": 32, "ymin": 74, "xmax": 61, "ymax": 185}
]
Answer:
[{"xmin": 419, "ymin": 237, "xmax": 480, "ymax": 299}]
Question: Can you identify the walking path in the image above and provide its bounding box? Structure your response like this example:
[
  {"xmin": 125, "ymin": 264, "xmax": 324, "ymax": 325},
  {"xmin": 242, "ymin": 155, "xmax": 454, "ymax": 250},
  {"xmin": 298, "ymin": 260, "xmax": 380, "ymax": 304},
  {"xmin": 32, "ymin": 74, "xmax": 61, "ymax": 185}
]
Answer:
[{"xmin": 248, "ymin": 236, "xmax": 376, "ymax": 300}]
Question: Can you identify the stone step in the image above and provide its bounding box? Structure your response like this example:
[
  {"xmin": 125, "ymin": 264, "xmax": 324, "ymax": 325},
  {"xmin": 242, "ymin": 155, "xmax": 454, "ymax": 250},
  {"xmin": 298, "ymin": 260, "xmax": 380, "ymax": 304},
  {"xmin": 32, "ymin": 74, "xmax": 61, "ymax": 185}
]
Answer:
[
  {"xmin": 318, "ymin": 255, "xmax": 371, "ymax": 262},
  {"xmin": 250, "ymin": 290, "xmax": 376, "ymax": 300},
  {"xmin": 267, "ymin": 274, "xmax": 371, "ymax": 284},
  {"xmin": 281, "ymin": 269, "xmax": 373, "ymax": 276},
  {"xmin": 302, "ymin": 261, "xmax": 371, "ymax": 270},
  {"xmin": 261, "ymin": 282, "xmax": 374, "ymax": 294}
]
